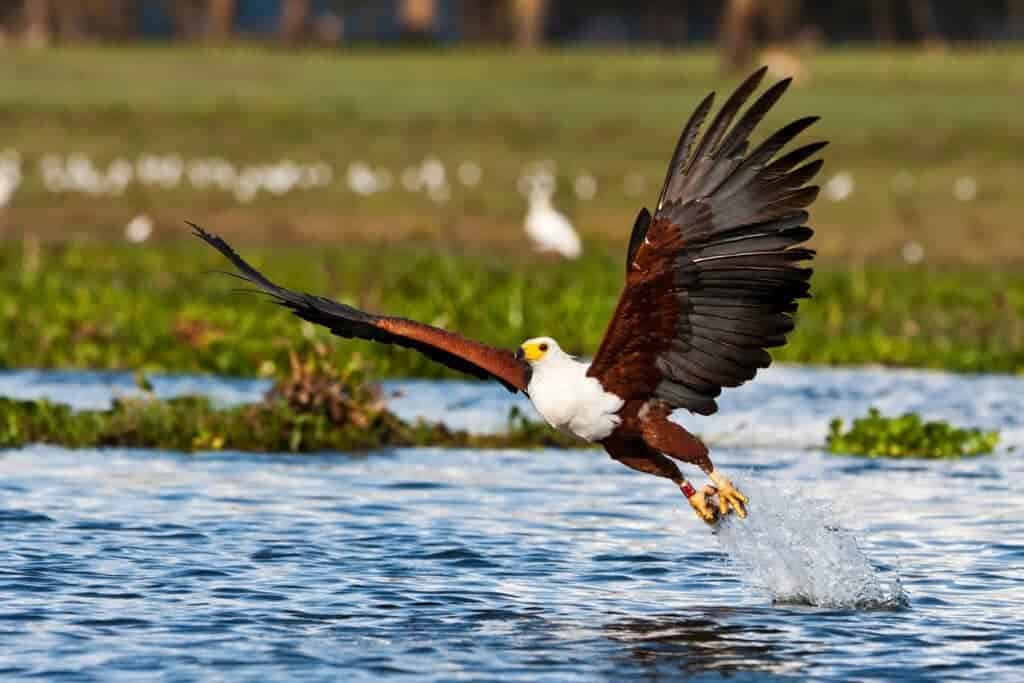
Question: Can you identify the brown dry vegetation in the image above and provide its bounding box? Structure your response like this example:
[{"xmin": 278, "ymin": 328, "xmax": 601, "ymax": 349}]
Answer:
[{"xmin": 0, "ymin": 47, "xmax": 1021, "ymax": 266}]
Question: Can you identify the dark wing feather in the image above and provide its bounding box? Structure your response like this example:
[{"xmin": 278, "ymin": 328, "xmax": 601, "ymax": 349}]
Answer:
[
  {"xmin": 656, "ymin": 92, "xmax": 715, "ymax": 212},
  {"xmin": 191, "ymin": 224, "xmax": 531, "ymax": 393},
  {"xmin": 625, "ymin": 208, "xmax": 652, "ymax": 274},
  {"xmin": 588, "ymin": 69, "xmax": 824, "ymax": 415}
]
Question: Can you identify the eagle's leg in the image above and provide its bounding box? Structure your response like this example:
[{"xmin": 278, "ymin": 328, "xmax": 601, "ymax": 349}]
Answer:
[
  {"xmin": 603, "ymin": 437, "xmax": 719, "ymax": 524},
  {"xmin": 640, "ymin": 412, "xmax": 748, "ymax": 520}
]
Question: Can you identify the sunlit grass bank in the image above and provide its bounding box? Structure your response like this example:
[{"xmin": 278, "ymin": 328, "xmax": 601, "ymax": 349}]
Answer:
[
  {"xmin": 1, "ymin": 46, "xmax": 1023, "ymax": 265},
  {"xmin": 1, "ymin": 47, "xmax": 1021, "ymax": 377},
  {"xmin": 3, "ymin": 240, "xmax": 1021, "ymax": 376}
]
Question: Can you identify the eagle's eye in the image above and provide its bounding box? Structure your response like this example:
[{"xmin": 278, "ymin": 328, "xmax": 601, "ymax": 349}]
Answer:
[{"xmin": 539, "ymin": 343, "xmax": 549, "ymax": 352}]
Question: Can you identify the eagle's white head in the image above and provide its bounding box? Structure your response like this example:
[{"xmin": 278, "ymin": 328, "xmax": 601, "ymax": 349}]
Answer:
[
  {"xmin": 516, "ymin": 336, "xmax": 566, "ymax": 366},
  {"xmin": 514, "ymin": 336, "xmax": 620, "ymax": 442}
]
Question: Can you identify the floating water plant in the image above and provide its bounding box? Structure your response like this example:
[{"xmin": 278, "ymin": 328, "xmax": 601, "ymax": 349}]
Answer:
[
  {"xmin": 0, "ymin": 347, "xmax": 580, "ymax": 453},
  {"xmin": 827, "ymin": 408, "xmax": 999, "ymax": 458}
]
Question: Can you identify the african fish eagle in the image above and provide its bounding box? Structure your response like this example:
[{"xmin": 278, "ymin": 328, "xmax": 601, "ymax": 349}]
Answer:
[{"xmin": 192, "ymin": 67, "xmax": 824, "ymax": 524}]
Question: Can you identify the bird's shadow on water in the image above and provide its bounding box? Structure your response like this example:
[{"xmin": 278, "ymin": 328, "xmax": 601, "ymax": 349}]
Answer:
[{"xmin": 601, "ymin": 607, "xmax": 823, "ymax": 681}]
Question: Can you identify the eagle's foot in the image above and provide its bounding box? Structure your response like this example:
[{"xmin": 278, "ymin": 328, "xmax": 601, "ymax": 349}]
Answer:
[
  {"xmin": 682, "ymin": 482, "xmax": 720, "ymax": 525},
  {"xmin": 709, "ymin": 471, "xmax": 748, "ymax": 519}
]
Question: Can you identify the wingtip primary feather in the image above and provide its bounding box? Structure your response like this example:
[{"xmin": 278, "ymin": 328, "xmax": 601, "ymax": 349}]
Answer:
[
  {"xmin": 715, "ymin": 76, "xmax": 793, "ymax": 161},
  {"xmin": 187, "ymin": 220, "xmax": 212, "ymax": 240},
  {"xmin": 686, "ymin": 68, "xmax": 768, "ymax": 170},
  {"xmin": 743, "ymin": 65, "xmax": 770, "ymax": 91},
  {"xmin": 656, "ymin": 91, "xmax": 716, "ymax": 211}
]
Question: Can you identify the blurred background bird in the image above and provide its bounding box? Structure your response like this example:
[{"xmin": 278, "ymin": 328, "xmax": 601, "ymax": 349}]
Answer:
[
  {"xmin": 522, "ymin": 170, "xmax": 582, "ymax": 259},
  {"xmin": 0, "ymin": 150, "xmax": 21, "ymax": 208}
]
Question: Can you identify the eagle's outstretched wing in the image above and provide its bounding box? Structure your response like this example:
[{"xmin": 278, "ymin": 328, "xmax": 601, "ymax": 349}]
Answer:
[
  {"xmin": 192, "ymin": 224, "xmax": 531, "ymax": 393},
  {"xmin": 588, "ymin": 67, "xmax": 824, "ymax": 415}
]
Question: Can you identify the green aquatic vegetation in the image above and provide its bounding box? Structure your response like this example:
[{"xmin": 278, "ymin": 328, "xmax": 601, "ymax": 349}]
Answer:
[
  {"xmin": 1, "ymin": 240, "xmax": 1022, "ymax": 376},
  {"xmin": 827, "ymin": 408, "xmax": 999, "ymax": 458},
  {"xmin": 0, "ymin": 394, "xmax": 415, "ymax": 452},
  {"xmin": 0, "ymin": 348, "xmax": 581, "ymax": 453}
]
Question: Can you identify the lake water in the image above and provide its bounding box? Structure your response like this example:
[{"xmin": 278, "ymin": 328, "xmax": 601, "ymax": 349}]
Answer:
[{"xmin": 0, "ymin": 366, "xmax": 1022, "ymax": 681}]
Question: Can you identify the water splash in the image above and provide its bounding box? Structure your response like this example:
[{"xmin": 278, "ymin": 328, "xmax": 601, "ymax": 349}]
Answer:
[{"xmin": 713, "ymin": 479, "xmax": 907, "ymax": 609}]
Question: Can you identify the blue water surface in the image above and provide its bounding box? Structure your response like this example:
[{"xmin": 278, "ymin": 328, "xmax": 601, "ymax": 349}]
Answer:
[{"xmin": 0, "ymin": 367, "xmax": 1022, "ymax": 681}]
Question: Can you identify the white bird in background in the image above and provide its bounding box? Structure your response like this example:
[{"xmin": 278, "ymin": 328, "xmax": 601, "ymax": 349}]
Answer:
[
  {"xmin": 523, "ymin": 172, "xmax": 582, "ymax": 259},
  {"xmin": 125, "ymin": 213, "xmax": 154, "ymax": 243},
  {"xmin": 0, "ymin": 153, "xmax": 21, "ymax": 208}
]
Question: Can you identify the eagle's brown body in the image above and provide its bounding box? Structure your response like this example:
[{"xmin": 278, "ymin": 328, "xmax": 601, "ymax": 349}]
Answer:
[
  {"xmin": 603, "ymin": 400, "xmax": 711, "ymax": 485},
  {"xmin": 194, "ymin": 66, "xmax": 823, "ymax": 524}
]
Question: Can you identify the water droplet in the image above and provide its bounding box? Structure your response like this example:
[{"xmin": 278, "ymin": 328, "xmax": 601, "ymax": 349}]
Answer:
[{"xmin": 714, "ymin": 478, "xmax": 907, "ymax": 609}]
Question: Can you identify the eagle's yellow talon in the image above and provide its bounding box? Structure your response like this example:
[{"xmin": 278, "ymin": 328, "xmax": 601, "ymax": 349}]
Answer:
[
  {"xmin": 709, "ymin": 472, "xmax": 748, "ymax": 519},
  {"xmin": 688, "ymin": 485, "xmax": 719, "ymax": 525}
]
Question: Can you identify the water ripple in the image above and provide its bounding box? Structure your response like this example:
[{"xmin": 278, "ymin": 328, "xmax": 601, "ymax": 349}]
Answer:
[{"xmin": 0, "ymin": 370, "xmax": 1021, "ymax": 680}]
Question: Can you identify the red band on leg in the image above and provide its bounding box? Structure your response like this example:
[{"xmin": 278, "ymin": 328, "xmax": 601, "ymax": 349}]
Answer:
[{"xmin": 680, "ymin": 482, "xmax": 697, "ymax": 498}]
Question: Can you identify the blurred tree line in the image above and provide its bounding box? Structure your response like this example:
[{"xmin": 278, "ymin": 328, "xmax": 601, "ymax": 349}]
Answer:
[{"xmin": 1, "ymin": 1, "xmax": 1021, "ymax": 56}]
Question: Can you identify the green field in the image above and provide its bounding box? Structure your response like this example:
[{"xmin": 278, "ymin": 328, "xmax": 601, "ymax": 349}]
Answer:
[
  {"xmin": 3, "ymin": 240, "xmax": 1022, "ymax": 376},
  {"xmin": 1, "ymin": 46, "xmax": 1022, "ymax": 376},
  {"xmin": 2, "ymin": 46, "xmax": 1023, "ymax": 263}
]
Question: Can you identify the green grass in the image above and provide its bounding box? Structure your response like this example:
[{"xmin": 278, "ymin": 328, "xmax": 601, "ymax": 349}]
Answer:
[
  {"xmin": 3, "ymin": 239, "xmax": 1022, "ymax": 376},
  {"xmin": 1, "ymin": 46, "xmax": 1023, "ymax": 264},
  {"xmin": 1, "ymin": 46, "xmax": 1022, "ymax": 377}
]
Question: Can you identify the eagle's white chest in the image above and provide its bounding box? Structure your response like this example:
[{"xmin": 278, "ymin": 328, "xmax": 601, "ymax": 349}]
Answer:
[{"xmin": 526, "ymin": 359, "xmax": 623, "ymax": 442}]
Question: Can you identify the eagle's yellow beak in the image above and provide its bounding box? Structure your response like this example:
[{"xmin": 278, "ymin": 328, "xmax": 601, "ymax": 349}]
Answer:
[{"xmin": 518, "ymin": 342, "xmax": 546, "ymax": 362}]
